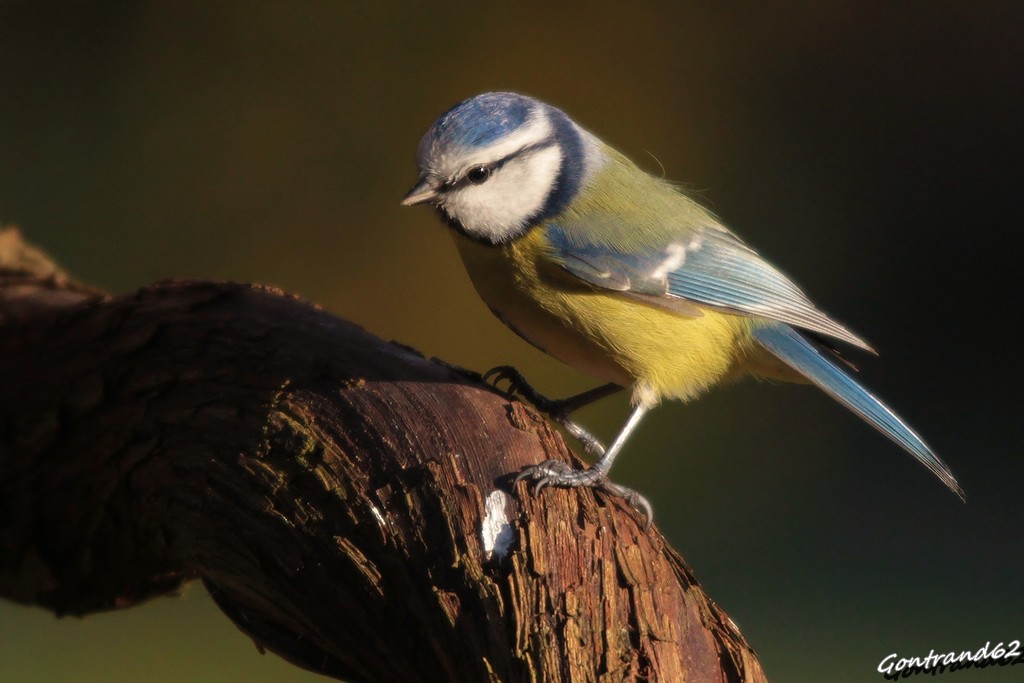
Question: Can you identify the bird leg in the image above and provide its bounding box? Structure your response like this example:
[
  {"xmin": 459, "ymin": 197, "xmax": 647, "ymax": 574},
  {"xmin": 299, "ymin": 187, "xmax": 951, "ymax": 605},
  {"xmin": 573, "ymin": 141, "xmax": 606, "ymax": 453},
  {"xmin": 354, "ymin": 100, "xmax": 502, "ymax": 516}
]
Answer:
[
  {"xmin": 484, "ymin": 366, "xmax": 653, "ymax": 528},
  {"xmin": 483, "ymin": 366, "xmax": 621, "ymax": 455}
]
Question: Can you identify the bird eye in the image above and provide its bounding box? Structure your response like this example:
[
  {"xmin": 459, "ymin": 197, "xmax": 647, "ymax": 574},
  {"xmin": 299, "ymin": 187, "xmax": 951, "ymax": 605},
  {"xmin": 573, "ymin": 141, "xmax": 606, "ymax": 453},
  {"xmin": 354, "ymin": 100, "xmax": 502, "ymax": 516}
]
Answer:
[{"xmin": 466, "ymin": 165, "xmax": 491, "ymax": 184}]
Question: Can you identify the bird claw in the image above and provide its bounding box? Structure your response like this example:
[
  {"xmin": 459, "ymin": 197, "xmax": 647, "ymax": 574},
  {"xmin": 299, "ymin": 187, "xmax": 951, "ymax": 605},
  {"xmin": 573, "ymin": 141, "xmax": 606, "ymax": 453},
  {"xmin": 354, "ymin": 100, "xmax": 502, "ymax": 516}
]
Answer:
[
  {"xmin": 515, "ymin": 459, "xmax": 602, "ymax": 486},
  {"xmin": 515, "ymin": 460, "xmax": 654, "ymax": 529},
  {"xmin": 482, "ymin": 365, "xmax": 515, "ymax": 388},
  {"xmin": 598, "ymin": 480, "xmax": 654, "ymax": 530},
  {"xmin": 484, "ymin": 365, "xmax": 558, "ymax": 413}
]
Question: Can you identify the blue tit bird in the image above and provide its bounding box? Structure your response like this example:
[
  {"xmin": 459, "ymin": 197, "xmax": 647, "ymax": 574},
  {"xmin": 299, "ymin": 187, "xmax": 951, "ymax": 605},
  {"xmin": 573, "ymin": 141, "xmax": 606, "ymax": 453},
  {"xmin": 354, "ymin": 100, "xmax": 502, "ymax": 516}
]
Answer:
[{"xmin": 402, "ymin": 91, "xmax": 963, "ymax": 524}]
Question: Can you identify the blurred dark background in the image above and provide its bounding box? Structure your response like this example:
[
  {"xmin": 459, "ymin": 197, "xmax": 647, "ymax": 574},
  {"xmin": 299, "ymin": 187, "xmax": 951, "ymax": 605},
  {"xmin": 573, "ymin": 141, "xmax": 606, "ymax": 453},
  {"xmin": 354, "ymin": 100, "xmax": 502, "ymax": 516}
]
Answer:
[{"xmin": 1, "ymin": 2, "xmax": 1021, "ymax": 681}]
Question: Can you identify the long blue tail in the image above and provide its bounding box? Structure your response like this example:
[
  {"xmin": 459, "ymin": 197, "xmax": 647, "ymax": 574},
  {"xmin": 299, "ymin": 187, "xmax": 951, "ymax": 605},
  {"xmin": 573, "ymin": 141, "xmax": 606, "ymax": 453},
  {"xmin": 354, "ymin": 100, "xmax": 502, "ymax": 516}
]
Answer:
[{"xmin": 753, "ymin": 323, "xmax": 964, "ymax": 499}]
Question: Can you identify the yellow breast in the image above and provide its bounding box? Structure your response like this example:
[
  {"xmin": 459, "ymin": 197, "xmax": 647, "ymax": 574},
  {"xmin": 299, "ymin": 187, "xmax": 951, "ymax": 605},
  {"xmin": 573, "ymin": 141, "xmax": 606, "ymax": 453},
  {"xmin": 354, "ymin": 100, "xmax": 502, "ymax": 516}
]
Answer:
[{"xmin": 454, "ymin": 229, "xmax": 765, "ymax": 405}]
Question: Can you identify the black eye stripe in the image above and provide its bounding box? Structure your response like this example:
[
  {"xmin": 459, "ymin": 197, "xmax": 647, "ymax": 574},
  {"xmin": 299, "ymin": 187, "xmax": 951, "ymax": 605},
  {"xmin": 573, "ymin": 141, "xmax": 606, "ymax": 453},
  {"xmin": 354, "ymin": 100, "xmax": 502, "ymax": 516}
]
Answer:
[{"xmin": 442, "ymin": 138, "xmax": 557, "ymax": 192}]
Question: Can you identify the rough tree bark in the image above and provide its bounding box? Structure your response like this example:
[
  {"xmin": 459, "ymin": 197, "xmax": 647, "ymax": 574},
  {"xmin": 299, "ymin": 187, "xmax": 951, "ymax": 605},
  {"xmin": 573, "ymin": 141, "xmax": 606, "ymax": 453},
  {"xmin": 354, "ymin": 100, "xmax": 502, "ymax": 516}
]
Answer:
[{"xmin": 0, "ymin": 227, "xmax": 768, "ymax": 683}]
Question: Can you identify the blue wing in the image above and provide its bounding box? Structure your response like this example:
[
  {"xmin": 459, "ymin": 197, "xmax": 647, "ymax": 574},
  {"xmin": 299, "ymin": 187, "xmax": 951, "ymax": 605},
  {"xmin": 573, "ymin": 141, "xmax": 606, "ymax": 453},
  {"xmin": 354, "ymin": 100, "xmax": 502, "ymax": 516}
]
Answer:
[
  {"xmin": 544, "ymin": 216, "xmax": 962, "ymax": 497},
  {"xmin": 546, "ymin": 222, "xmax": 873, "ymax": 351},
  {"xmin": 753, "ymin": 323, "xmax": 963, "ymax": 498}
]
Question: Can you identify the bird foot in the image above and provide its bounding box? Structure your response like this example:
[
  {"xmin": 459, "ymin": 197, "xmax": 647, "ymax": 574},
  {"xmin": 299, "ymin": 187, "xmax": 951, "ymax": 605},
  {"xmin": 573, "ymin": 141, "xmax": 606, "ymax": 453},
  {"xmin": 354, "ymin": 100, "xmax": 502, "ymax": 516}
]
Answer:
[
  {"xmin": 484, "ymin": 365, "xmax": 561, "ymax": 414},
  {"xmin": 515, "ymin": 460, "xmax": 653, "ymax": 529}
]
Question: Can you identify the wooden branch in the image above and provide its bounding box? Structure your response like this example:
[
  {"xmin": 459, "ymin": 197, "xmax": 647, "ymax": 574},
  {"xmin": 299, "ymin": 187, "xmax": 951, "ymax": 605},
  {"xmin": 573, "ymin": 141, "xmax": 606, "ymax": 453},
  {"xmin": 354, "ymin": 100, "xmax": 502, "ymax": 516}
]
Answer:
[{"xmin": 0, "ymin": 227, "xmax": 768, "ymax": 683}]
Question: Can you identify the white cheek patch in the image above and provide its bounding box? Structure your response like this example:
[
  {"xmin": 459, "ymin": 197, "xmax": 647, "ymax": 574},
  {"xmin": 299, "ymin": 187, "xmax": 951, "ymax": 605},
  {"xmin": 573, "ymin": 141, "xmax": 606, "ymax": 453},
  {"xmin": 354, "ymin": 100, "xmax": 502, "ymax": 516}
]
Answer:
[{"xmin": 444, "ymin": 145, "xmax": 563, "ymax": 242}]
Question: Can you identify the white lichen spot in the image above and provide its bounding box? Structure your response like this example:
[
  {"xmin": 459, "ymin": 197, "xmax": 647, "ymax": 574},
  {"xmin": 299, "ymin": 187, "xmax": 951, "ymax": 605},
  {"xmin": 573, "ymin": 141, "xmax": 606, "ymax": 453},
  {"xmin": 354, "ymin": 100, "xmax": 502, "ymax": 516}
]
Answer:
[
  {"xmin": 650, "ymin": 243, "xmax": 687, "ymax": 279},
  {"xmin": 481, "ymin": 489, "xmax": 515, "ymax": 559},
  {"xmin": 369, "ymin": 503, "xmax": 387, "ymax": 529}
]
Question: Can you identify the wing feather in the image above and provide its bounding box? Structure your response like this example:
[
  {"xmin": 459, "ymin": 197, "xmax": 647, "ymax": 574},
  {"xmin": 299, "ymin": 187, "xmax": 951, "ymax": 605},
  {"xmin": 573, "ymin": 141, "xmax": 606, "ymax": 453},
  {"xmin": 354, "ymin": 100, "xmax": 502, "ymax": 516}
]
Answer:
[{"xmin": 546, "ymin": 222, "xmax": 873, "ymax": 351}]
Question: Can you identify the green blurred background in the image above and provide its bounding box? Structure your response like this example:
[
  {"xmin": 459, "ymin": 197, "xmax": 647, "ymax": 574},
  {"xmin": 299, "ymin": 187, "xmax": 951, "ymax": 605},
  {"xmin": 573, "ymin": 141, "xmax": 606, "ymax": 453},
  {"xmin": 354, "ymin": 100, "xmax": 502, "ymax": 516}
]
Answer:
[{"xmin": 1, "ymin": 2, "xmax": 1021, "ymax": 681}]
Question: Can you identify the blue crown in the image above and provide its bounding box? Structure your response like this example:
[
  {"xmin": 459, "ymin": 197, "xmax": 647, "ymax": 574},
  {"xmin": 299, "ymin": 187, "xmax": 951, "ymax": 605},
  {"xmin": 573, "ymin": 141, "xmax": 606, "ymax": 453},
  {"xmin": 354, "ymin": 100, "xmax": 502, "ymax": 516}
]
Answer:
[{"xmin": 424, "ymin": 92, "xmax": 535, "ymax": 151}]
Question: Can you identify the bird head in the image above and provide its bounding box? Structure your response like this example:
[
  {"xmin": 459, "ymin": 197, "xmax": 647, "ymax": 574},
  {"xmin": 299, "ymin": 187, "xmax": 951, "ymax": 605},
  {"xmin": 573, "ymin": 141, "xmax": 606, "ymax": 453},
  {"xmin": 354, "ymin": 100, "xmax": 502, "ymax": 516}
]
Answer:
[{"xmin": 402, "ymin": 92, "xmax": 594, "ymax": 244}]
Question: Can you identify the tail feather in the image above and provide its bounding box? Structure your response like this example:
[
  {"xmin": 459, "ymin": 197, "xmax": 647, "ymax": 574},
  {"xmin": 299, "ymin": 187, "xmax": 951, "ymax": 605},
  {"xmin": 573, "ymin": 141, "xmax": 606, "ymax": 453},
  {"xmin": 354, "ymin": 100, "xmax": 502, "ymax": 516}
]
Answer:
[{"xmin": 753, "ymin": 323, "xmax": 964, "ymax": 500}]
